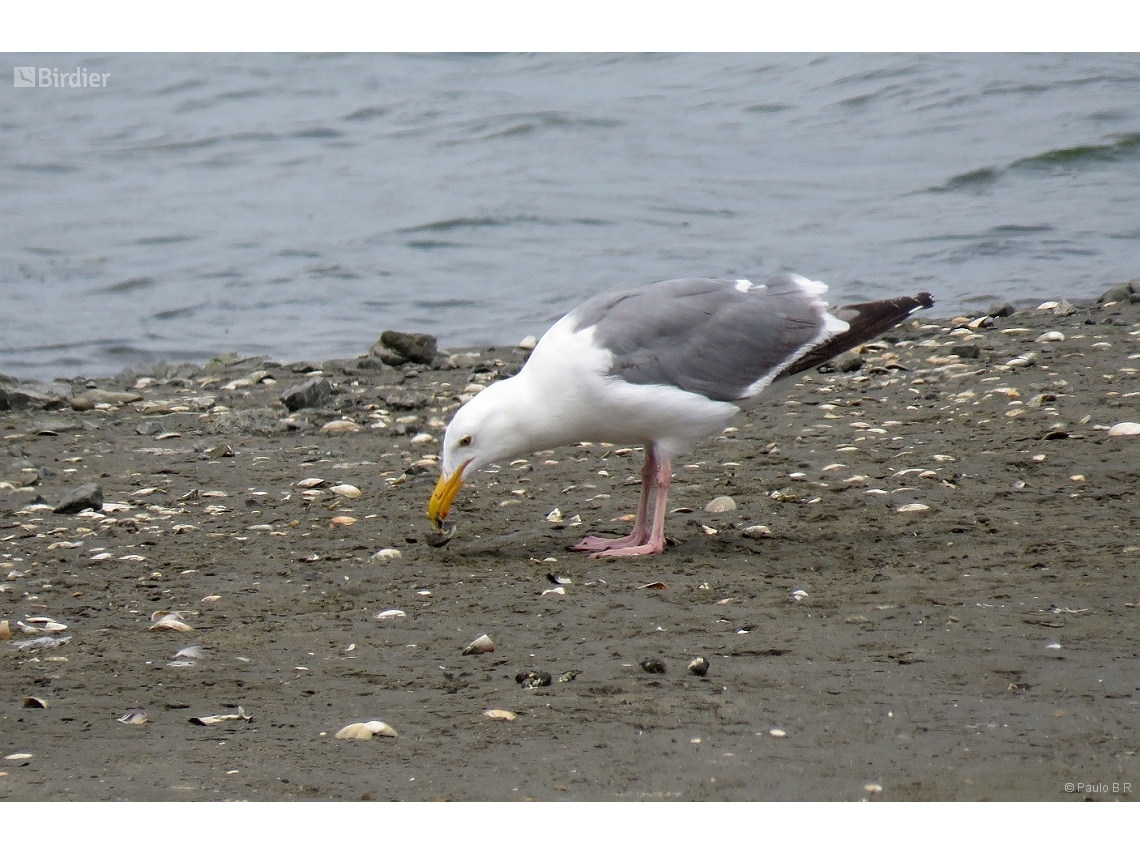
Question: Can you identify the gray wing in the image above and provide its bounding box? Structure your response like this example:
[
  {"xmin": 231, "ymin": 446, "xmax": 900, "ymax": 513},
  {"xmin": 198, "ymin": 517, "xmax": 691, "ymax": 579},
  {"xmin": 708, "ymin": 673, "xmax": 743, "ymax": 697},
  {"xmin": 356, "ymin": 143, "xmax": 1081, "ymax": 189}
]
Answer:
[{"xmin": 571, "ymin": 275, "xmax": 827, "ymax": 402}]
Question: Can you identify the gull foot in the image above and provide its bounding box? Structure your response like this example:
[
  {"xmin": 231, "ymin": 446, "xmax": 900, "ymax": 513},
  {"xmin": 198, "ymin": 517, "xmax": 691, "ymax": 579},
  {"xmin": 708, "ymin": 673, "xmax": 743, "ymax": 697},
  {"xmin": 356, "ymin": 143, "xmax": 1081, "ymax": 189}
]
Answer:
[
  {"xmin": 569, "ymin": 533, "xmax": 645, "ymax": 552},
  {"xmin": 589, "ymin": 541, "xmax": 665, "ymax": 558}
]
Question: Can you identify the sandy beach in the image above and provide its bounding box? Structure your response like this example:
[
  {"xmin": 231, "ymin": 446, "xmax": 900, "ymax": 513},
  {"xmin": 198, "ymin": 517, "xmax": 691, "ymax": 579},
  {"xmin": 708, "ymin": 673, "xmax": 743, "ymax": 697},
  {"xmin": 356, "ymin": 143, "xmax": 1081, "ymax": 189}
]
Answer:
[{"xmin": 2, "ymin": 285, "xmax": 1139, "ymax": 801}]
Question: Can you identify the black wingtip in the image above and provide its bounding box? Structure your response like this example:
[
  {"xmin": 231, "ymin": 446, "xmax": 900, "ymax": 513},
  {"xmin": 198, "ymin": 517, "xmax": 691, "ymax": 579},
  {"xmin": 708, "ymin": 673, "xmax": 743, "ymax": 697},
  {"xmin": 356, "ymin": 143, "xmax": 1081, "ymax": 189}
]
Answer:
[{"xmin": 774, "ymin": 291, "xmax": 936, "ymax": 381}]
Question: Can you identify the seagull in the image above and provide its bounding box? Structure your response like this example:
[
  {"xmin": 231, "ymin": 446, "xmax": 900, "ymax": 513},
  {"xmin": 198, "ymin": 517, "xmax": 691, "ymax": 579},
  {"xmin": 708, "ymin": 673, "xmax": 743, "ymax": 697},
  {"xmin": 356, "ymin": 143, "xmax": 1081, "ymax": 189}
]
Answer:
[{"xmin": 429, "ymin": 274, "xmax": 933, "ymax": 557}]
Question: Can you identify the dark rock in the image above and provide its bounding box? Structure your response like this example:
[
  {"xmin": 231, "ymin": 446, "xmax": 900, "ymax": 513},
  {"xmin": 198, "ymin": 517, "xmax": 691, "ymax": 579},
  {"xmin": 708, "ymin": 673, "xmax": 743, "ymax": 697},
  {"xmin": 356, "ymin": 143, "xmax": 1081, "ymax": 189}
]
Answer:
[
  {"xmin": 53, "ymin": 482, "xmax": 103, "ymax": 514},
  {"xmin": 1098, "ymin": 280, "xmax": 1140, "ymax": 304},
  {"xmin": 835, "ymin": 353, "xmax": 864, "ymax": 372},
  {"xmin": 950, "ymin": 344, "xmax": 982, "ymax": 359},
  {"xmin": 383, "ymin": 390, "xmax": 431, "ymax": 410},
  {"xmin": 36, "ymin": 418, "xmax": 84, "ymax": 434},
  {"xmin": 370, "ymin": 343, "xmax": 407, "ymax": 367},
  {"xmin": 639, "ymin": 658, "xmax": 666, "ymax": 674},
  {"xmin": 379, "ymin": 330, "xmax": 437, "ymax": 365},
  {"xmin": 988, "ymin": 302, "xmax": 1016, "ymax": 318},
  {"xmin": 136, "ymin": 421, "xmax": 165, "ymax": 436},
  {"xmin": 687, "ymin": 657, "xmax": 710, "ymax": 677},
  {"xmin": 280, "ymin": 377, "xmax": 333, "ymax": 412},
  {"xmin": 0, "ymin": 379, "xmax": 72, "ymax": 411}
]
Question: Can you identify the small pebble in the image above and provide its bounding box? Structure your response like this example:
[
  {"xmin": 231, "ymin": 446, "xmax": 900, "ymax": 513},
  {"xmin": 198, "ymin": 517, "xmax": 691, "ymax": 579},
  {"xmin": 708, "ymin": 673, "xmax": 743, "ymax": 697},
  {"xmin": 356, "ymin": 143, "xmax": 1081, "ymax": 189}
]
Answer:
[
  {"xmin": 640, "ymin": 658, "xmax": 666, "ymax": 674},
  {"xmin": 687, "ymin": 656, "xmax": 709, "ymax": 677}
]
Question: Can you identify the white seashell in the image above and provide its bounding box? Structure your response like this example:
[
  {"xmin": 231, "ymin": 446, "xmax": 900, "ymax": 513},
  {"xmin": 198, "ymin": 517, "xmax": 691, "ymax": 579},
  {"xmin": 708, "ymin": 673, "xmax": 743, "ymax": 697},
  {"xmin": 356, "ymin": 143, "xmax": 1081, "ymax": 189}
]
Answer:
[
  {"xmin": 545, "ymin": 507, "xmax": 563, "ymax": 523},
  {"xmin": 1036, "ymin": 301, "xmax": 1059, "ymax": 311},
  {"xmin": 741, "ymin": 524, "xmax": 772, "ymax": 539},
  {"xmin": 330, "ymin": 484, "xmax": 362, "ymax": 499},
  {"xmin": 484, "ymin": 709, "xmax": 517, "ymax": 721},
  {"xmin": 296, "ymin": 477, "xmax": 326, "ymax": 488},
  {"xmin": 518, "ymin": 335, "xmax": 538, "ymax": 350},
  {"xmin": 376, "ymin": 609, "xmax": 406, "ymax": 619},
  {"xmin": 769, "ymin": 728, "xmax": 787, "ymax": 738},
  {"xmin": 26, "ymin": 617, "xmax": 67, "ymax": 632},
  {"xmin": 462, "ymin": 633, "xmax": 495, "ymax": 655},
  {"xmin": 329, "ymin": 515, "xmax": 356, "ymax": 527},
  {"xmin": 189, "ymin": 707, "xmax": 251, "ymax": 726},
  {"xmin": 174, "ymin": 645, "xmax": 205, "ymax": 659},
  {"xmin": 117, "ymin": 709, "xmax": 148, "ymax": 725},
  {"xmin": 1036, "ymin": 331, "xmax": 1065, "ymax": 343},
  {"xmin": 409, "ymin": 433, "xmax": 434, "ymax": 445},
  {"xmin": 897, "ymin": 503, "xmax": 930, "ymax": 513},
  {"xmin": 864, "ymin": 783, "xmax": 883, "ymax": 794},
  {"xmin": 5, "ymin": 753, "xmax": 33, "ymax": 761},
  {"xmin": 540, "ymin": 586, "xmax": 566, "ymax": 596},
  {"xmin": 1107, "ymin": 422, "xmax": 1140, "ymax": 437},
  {"xmin": 704, "ymin": 495, "xmax": 737, "ymax": 513},
  {"xmin": 335, "ymin": 721, "xmax": 397, "ymax": 740},
  {"xmin": 791, "ymin": 589, "xmax": 809, "ymax": 602},
  {"xmin": 149, "ymin": 613, "xmax": 193, "ymax": 632},
  {"xmin": 371, "ymin": 548, "xmax": 402, "ymax": 561}
]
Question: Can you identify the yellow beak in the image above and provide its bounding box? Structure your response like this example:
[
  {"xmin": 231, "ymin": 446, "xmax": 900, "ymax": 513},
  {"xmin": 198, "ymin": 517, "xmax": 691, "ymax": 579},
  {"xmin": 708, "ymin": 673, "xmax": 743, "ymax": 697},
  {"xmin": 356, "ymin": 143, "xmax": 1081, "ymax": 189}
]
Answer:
[{"xmin": 428, "ymin": 460, "xmax": 470, "ymax": 527}]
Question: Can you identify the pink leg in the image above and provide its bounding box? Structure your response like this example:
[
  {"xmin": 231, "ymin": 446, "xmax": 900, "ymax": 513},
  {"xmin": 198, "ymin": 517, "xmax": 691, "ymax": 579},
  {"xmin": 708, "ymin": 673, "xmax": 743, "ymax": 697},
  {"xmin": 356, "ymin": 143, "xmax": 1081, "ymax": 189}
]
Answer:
[
  {"xmin": 570, "ymin": 446, "xmax": 657, "ymax": 552},
  {"xmin": 591, "ymin": 453, "xmax": 672, "ymax": 558}
]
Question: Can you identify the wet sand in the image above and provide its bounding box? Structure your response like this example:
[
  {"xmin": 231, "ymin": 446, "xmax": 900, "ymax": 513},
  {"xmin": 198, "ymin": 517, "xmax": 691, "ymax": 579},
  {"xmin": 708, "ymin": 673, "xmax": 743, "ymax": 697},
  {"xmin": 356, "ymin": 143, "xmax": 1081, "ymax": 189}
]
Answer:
[{"xmin": 2, "ymin": 293, "xmax": 1139, "ymax": 801}]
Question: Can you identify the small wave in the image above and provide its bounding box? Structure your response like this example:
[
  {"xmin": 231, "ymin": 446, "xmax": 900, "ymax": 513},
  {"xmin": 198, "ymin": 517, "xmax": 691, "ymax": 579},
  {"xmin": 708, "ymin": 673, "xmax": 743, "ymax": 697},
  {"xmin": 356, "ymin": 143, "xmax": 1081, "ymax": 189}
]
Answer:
[
  {"xmin": 343, "ymin": 106, "xmax": 391, "ymax": 122},
  {"xmin": 307, "ymin": 265, "xmax": 360, "ymax": 280},
  {"xmin": 1012, "ymin": 132, "xmax": 1140, "ymax": 169},
  {"xmin": 135, "ymin": 234, "xmax": 195, "ymax": 246},
  {"xmin": 399, "ymin": 214, "xmax": 544, "ymax": 234},
  {"xmin": 292, "ymin": 127, "xmax": 344, "ymax": 139},
  {"xmin": 405, "ymin": 240, "xmax": 466, "ymax": 250},
  {"xmin": 97, "ymin": 276, "xmax": 156, "ymax": 294},
  {"xmin": 152, "ymin": 303, "xmax": 207, "ymax": 321},
  {"xmin": 743, "ymin": 103, "xmax": 792, "ymax": 114},
  {"xmin": 9, "ymin": 163, "xmax": 80, "ymax": 174},
  {"xmin": 928, "ymin": 167, "xmax": 1001, "ymax": 192}
]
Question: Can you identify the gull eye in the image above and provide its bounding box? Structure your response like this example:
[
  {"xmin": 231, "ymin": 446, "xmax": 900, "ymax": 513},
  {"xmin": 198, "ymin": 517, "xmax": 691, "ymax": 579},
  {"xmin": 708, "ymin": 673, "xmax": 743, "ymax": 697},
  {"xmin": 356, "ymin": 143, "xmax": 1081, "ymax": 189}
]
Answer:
[{"xmin": 458, "ymin": 435, "xmax": 472, "ymax": 448}]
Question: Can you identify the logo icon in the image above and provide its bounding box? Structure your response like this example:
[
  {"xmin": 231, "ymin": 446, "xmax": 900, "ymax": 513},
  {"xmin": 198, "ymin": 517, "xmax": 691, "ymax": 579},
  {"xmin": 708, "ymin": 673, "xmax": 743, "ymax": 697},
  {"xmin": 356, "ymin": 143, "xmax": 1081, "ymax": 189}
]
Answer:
[{"xmin": 14, "ymin": 67, "xmax": 36, "ymax": 87}]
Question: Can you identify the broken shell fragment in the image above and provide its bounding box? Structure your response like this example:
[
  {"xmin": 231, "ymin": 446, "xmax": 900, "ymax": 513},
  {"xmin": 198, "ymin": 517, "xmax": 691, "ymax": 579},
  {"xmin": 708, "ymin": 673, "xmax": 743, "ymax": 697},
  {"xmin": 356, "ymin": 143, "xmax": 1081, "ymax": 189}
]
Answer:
[
  {"xmin": 638, "ymin": 581, "xmax": 668, "ymax": 590},
  {"xmin": 330, "ymin": 484, "xmax": 362, "ymax": 499},
  {"xmin": 0, "ymin": 620, "xmax": 9, "ymax": 640},
  {"xmin": 330, "ymin": 515, "xmax": 357, "ymax": 527},
  {"xmin": 149, "ymin": 613, "xmax": 193, "ymax": 632},
  {"xmin": 375, "ymin": 609, "xmax": 406, "ymax": 620},
  {"xmin": 296, "ymin": 477, "xmax": 326, "ymax": 489},
  {"xmin": 687, "ymin": 657, "xmax": 710, "ymax": 677},
  {"xmin": 118, "ymin": 709, "xmax": 148, "ymax": 725},
  {"xmin": 484, "ymin": 709, "xmax": 517, "ymax": 721},
  {"xmin": 335, "ymin": 721, "xmax": 397, "ymax": 740},
  {"xmin": 426, "ymin": 519, "xmax": 457, "ymax": 547},
  {"xmin": 22, "ymin": 696, "xmax": 49, "ymax": 709},
  {"xmin": 371, "ymin": 548, "xmax": 402, "ymax": 561},
  {"xmin": 515, "ymin": 670, "xmax": 553, "ymax": 689},
  {"xmin": 640, "ymin": 658, "xmax": 666, "ymax": 674},
  {"xmin": 558, "ymin": 670, "xmax": 579, "ymax": 683},
  {"xmin": 189, "ymin": 707, "xmax": 251, "ymax": 726},
  {"xmin": 462, "ymin": 634, "xmax": 495, "ymax": 655}
]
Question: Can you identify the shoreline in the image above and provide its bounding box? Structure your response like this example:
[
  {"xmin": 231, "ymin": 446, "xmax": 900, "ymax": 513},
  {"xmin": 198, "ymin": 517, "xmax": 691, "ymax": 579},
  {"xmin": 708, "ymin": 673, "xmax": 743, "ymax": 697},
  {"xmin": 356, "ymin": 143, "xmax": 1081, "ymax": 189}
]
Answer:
[{"xmin": 2, "ymin": 288, "xmax": 1139, "ymax": 801}]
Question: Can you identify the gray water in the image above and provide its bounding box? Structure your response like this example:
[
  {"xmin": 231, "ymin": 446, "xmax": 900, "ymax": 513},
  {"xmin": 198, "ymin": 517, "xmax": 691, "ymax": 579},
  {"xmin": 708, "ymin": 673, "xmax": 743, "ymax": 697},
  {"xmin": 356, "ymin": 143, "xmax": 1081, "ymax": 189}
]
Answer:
[{"xmin": 2, "ymin": 53, "xmax": 1139, "ymax": 382}]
